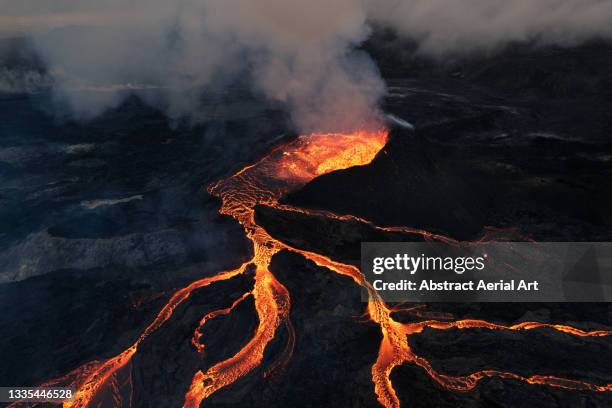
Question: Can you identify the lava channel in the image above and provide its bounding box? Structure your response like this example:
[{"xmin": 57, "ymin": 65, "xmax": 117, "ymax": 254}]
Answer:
[{"xmin": 11, "ymin": 129, "xmax": 612, "ymax": 408}]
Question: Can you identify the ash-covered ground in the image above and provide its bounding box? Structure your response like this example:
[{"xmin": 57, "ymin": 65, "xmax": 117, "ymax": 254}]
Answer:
[{"xmin": 1, "ymin": 38, "xmax": 612, "ymax": 407}]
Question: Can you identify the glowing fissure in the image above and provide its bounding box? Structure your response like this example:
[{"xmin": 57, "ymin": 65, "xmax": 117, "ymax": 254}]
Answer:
[
  {"xmin": 16, "ymin": 129, "xmax": 612, "ymax": 408},
  {"xmin": 191, "ymin": 292, "xmax": 253, "ymax": 355},
  {"xmin": 183, "ymin": 130, "xmax": 388, "ymax": 408}
]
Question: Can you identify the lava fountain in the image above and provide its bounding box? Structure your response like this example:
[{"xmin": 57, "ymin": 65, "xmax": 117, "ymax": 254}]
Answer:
[{"xmin": 12, "ymin": 129, "xmax": 612, "ymax": 408}]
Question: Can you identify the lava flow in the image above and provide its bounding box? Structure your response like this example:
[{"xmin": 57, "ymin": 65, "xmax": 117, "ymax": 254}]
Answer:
[{"xmin": 13, "ymin": 129, "xmax": 612, "ymax": 408}]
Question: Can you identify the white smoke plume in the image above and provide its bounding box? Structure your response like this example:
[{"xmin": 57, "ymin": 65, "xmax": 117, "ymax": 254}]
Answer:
[
  {"xmin": 366, "ymin": 0, "xmax": 612, "ymax": 55},
  {"xmin": 0, "ymin": 0, "xmax": 385, "ymax": 133},
  {"xmin": 1, "ymin": 0, "xmax": 611, "ymax": 130}
]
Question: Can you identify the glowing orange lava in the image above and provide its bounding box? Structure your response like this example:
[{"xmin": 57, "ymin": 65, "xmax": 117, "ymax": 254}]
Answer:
[{"xmin": 13, "ymin": 128, "xmax": 612, "ymax": 408}]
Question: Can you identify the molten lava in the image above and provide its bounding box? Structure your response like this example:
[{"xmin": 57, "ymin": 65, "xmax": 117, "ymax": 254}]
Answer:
[{"xmin": 13, "ymin": 129, "xmax": 612, "ymax": 408}]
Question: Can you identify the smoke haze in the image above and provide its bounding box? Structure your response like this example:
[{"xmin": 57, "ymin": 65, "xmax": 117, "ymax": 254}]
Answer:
[
  {"xmin": 0, "ymin": 0, "xmax": 386, "ymax": 132},
  {"xmin": 1, "ymin": 0, "xmax": 611, "ymax": 131},
  {"xmin": 366, "ymin": 0, "xmax": 612, "ymax": 55}
]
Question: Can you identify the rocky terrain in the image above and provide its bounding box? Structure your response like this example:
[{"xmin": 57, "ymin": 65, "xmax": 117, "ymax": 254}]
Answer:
[{"xmin": 1, "ymin": 36, "xmax": 612, "ymax": 407}]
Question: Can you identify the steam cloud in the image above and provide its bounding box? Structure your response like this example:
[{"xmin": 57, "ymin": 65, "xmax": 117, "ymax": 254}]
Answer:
[
  {"xmin": 366, "ymin": 0, "xmax": 612, "ymax": 55},
  {"xmin": 0, "ymin": 0, "xmax": 386, "ymax": 133},
  {"xmin": 1, "ymin": 0, "xmax": 612, "ymax": 131}
]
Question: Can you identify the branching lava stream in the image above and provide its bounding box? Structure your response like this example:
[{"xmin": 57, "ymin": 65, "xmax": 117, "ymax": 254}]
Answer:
[{"xmin": 14, "ymin": 130, "xmax": 612, "ymax": 408}]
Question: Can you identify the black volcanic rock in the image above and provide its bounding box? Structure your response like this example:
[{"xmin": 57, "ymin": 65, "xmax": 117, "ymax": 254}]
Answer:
[
  {"xmin": 202, "ymin": 250, "xmax": 382, "ymax": 408},
  {"xmin": 283, "ymin": 84, "xmax": 612, "ymax": 242},
  {"xmin": 410, "ymin": 326, "xmax": 612, "ymax": 382},
  {"xmin": 284, "ymin": 128, "xmax": 492, "ymax": 240},
  {"xmin": 391, "ymin": 362, "xmax": 612, "ymax": 408},
  {"xmin": 0, "ymin": 265, "xmax": 256, "ymax": 393},
  {"xmin": 0, "ymin": 91, "xmax": 289, "ymax": 283},
  {"xmin": 255, "ymin": 203, "xmax": 427, "ymax": 262},
  {"xmin": 365, "ymin": 29, "xmax": 612, "ymax": 102},
  {"xmin": 2, "ymin": 37, "xmax": 612, "ymax": 408},
  {"xmin": 131, "ymin": 270, "xmax": 259, "ymax": 408}
]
